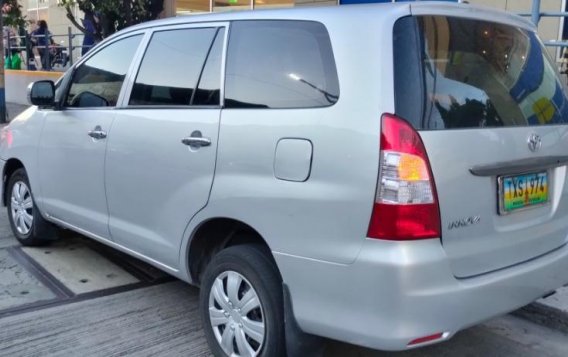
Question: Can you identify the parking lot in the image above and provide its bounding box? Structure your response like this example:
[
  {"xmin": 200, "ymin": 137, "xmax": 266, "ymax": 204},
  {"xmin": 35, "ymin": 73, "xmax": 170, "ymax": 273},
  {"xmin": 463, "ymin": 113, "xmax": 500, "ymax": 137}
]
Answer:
[{"xmin": 0, "ymin": 202, "xmax": 566, "ymax": 357}]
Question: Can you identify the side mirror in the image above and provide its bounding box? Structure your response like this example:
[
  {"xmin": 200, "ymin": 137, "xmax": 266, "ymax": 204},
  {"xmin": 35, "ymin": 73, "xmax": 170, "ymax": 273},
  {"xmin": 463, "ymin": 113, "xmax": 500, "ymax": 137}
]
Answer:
[{"xmin": 27, "ymin": 80, "xmax": 55, "ymax": 108}]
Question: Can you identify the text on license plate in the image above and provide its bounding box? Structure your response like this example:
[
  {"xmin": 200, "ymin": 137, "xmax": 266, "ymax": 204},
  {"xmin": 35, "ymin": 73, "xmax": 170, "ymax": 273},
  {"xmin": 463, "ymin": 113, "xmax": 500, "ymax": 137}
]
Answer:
[{"xmin": 501, "ymin": 171, "xmax": 548, "ymax": 214}]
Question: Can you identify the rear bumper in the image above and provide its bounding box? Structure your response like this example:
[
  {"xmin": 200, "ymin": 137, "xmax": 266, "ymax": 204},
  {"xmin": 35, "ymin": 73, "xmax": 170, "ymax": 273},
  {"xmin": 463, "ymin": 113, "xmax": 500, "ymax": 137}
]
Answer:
[{"xmin": 274, "ymin": 238, "xmax": 568, "ymax": 351}]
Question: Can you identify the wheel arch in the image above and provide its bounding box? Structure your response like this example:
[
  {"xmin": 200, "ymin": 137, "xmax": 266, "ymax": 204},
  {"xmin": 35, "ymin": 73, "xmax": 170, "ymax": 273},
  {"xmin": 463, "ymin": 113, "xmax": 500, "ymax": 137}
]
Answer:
[
  {"xmin": 186, "ymin": 217, "xmax": 279, "ymax": 286},
  {"xmin": 2, "ymin": 158, "xmax": 25, "ymax": 206}
]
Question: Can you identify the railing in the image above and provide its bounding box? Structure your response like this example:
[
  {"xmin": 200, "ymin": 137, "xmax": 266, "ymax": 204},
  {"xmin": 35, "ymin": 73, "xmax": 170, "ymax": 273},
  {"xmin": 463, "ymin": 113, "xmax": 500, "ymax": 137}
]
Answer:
[
  {"xmin": 520, "ymin": 0, "xmax": 568, "ymax": 48},
  {"xmin": 3, "ymin": 27, "xmax": 95, "ymax": 71},
  {"xmin": 519, "ymin": 0, "xmax": 568, "ymax": 80},
  {"xmin": 4, "ymin": 0, "xmax": 568, "ymax": 71}
]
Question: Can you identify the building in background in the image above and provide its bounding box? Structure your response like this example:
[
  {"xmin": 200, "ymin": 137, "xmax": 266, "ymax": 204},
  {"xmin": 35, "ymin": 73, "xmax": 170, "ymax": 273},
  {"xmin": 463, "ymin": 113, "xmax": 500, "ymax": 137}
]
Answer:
[
  {"xmin": 168, "ymin": 0, "xmax": 565, "ymax": 55},
  {"xmin": 470, "ymin": 0, "xmax": 565, "ymax": 58},
  {"xmin": 17, "ymin": 0, "xmax": 567, "ymax": 44},
  {"xmin": 24, "ymin": 0, "xmax": 49, "ymax": 21},
  {"xmin": 23, "ymin": 0, "xmax": 80, "ymax": 40},
  {"xmin": 14, "ymin": 0, "xmax": 568, "ymax": 62}
]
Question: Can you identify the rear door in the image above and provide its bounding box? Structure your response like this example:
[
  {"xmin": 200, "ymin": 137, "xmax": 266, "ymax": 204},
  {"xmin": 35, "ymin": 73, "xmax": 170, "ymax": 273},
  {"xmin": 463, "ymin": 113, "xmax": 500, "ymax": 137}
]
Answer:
[
  {"xmin": 394, "ymin": 15, "xmax": 568, "ymax": 277},
  {"xmin": 105, "ymin": 24, "xmax": 226, "ymax": 268}
]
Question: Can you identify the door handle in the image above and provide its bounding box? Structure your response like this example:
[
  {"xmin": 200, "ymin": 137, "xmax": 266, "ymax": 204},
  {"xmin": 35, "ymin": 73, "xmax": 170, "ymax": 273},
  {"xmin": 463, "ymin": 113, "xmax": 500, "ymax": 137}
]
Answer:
[
  {"xmin": 88, "ymin": 126, "xmax": 107, "ymax": 140},
  {"xmin": 182, "ymin": 131, "xmax": 211, "ymax": 149}
]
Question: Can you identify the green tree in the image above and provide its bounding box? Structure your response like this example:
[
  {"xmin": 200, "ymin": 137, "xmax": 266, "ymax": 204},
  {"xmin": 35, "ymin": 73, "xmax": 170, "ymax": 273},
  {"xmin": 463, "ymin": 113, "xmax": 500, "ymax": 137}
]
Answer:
[
  {"xmin": 1, "ymin": 0, "xmax": 27, "ymax": 28},
  {"xmin": 59, "ymin": 0, "xmax": 164, "ymax": 41}
]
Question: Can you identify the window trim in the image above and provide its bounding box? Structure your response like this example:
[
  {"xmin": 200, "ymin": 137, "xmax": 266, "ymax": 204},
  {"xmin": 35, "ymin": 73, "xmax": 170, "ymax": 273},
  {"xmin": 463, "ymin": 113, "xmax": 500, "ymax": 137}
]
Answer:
[
  {"xmin": 190, "ymin": 28, "xmax": 221, "ymax": 106},
  {"xmin": 124, "ymin": 105, "xmax": 222, "ymax": 110},
  {"xmin": 115, "ymin": 31, "xmax": 153, "ymax": 108},
  {"xmin": 121, "ymin": 22, "xmax": 230, "ymax": 110},
  {"xmin": 60, "ymin": 32, "xmax": 147, "ymax": 111}
]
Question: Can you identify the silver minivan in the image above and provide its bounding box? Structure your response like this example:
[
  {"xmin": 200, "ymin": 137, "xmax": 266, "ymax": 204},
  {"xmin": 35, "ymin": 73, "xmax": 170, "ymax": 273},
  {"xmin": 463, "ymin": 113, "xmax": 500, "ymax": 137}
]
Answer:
[{"xmin": 2, "ymin": 2, "xmax": 568, "ymax": 355}]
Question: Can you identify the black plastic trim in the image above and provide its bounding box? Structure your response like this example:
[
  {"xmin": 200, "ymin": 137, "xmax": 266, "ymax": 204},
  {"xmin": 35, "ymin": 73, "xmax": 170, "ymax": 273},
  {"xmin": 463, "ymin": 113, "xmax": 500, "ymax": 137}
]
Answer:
[{"xmin": 283, "ymin": 283, "xmax": 324, "ymax": 357}]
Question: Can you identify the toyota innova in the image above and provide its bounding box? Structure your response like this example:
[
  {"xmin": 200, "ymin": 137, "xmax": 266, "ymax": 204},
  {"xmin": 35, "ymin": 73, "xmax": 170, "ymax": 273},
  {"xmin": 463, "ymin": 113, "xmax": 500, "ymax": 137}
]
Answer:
[{"xmin": 2, "ymin": 2, "xmax": 568, "ymax": 356}]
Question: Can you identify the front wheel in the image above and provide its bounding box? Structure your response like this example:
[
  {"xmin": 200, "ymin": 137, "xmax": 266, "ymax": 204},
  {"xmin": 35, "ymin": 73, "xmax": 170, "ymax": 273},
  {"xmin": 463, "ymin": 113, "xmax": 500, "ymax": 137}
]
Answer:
[
  {"xmin": 7, "ymin": 168, "xmax": 55, "ymax": 246},
  {"xmin": 200, "ymin": 244, "xmax": 285, "ymax": 357}
]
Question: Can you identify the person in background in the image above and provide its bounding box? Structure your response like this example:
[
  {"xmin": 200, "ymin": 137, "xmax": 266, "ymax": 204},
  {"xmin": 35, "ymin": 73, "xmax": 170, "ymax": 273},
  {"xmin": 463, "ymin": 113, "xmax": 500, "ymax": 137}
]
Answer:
[
  {"xmin": 81, "ymin": 11, "xmax": 100, "ymax": 56},
  {"xmin": 17, "ymin": 24, "xmax": 27, "ymax": 69},
  {"xmin": 26, "ymin": 20, "xmax": 38, "ymax": 69},
  {"xmin": 30, "ymin": 20, "xmax": 51, "ymax": 71}
]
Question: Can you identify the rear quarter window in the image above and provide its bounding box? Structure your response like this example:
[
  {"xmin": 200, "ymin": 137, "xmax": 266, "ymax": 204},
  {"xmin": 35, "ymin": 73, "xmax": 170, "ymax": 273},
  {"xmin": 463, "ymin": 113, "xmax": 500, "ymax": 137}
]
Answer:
[
  {"xmin": 394, "ymin": 16, "xmax": 568, "ymax": 130},
  {"xmin": 225, "ymin": 20, "xmax": 339, "ymax": 109}
]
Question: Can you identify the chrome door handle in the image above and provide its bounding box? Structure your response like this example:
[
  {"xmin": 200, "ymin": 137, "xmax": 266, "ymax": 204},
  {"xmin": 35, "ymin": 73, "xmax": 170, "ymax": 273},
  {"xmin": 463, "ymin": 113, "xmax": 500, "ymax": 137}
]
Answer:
[
  {"xmin": 88, "ymin": 126, "xmax": 107, "ymax": 140},
  {"xmin": 182, "ymin": 131, "xmax": 211, "ymax": 149},
  {"xmin": 182, "ymin": 137, "xmax": 211, "ymax": 146},
  {"xmin": 88, "ymin": 131, "xmax": 107, "ymax": 140}
]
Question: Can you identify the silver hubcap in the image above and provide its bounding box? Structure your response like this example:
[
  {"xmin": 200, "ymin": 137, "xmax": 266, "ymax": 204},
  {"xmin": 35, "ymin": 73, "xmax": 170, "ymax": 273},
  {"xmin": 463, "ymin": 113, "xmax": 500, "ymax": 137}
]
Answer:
[
  {"xmin": 209, "ymin": 271, "xmax": 265, "ymax": 357},
  {"xmin": 10, "ymin": 181, "xmax": 33, "ymax": 235}
]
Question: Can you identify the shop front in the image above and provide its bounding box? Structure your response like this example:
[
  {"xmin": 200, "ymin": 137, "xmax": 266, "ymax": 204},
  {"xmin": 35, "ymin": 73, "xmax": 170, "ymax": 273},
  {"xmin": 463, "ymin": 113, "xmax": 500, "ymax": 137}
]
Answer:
[
  {"xmin": 172, "ymin": 0, "xmax": 458, "ymax": 15},
  {"xmin": 174, "ymin": 0, "xmax": 295, "ymax": 14}
]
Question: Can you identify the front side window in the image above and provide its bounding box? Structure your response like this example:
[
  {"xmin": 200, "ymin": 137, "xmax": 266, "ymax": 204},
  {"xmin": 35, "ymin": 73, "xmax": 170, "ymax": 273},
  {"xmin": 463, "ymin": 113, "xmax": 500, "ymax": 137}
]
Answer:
[
  {"xmin": 225, "ymin": 20, "xmax": 339, "ymax": 109},
  {"xmin": 129, "ymin": 27, "xmax": 223, "ymax": 106},
  {"xmin": 65, "ymin": 35, "xmax": 142, "ymax": 108}
]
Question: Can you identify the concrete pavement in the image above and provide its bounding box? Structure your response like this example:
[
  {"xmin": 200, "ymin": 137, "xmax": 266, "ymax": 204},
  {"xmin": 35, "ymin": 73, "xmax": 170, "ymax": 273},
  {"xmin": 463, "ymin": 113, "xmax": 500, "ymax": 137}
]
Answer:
[
  {"xmin": 0, "ymin": 248, "xmax": 57, "ymax": 310},
  {"xmin": 0, "ymin": 209, "xmax": 566, "ymax": 355},
  {"xmin": 22, "ymin": 241, "xmax": 139, "ymax": 294},
  {"xmin": 538, "ymin": 287, "xmax": 568, "ymax": 319},
  {"xmin": 0, "ymin": 280, "xmax": 567, "ymax": 357},
  {"xmin": 0, "ymin": 282, "xmax": 210, "ymax": 357}
]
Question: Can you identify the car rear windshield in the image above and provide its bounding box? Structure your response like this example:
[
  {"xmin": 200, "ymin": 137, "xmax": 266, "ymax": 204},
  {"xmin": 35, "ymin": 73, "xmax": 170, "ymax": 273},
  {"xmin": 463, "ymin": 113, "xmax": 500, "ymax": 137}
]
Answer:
[{"xmin": 394, "ymin": 16, "xmax": 568, "ymax": 130}]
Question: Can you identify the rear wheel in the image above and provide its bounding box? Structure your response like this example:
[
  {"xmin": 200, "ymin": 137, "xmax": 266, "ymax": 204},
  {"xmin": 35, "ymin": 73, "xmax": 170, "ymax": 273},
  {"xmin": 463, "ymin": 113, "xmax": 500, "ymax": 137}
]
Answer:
[
  {"xmin": 7, "ymin": 168, "xmax": 55, "ymax": 246},
  {"xmin": 200, "ymin": 244, "xmax": 285, "ymax": 357}
]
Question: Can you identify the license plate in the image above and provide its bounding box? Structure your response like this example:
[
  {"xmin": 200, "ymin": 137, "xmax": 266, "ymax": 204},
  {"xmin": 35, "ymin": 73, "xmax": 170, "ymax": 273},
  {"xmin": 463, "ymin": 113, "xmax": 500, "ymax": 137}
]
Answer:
[{"xmin": 499, "ymin": 171, "xmax": 549, "ymax": 214}]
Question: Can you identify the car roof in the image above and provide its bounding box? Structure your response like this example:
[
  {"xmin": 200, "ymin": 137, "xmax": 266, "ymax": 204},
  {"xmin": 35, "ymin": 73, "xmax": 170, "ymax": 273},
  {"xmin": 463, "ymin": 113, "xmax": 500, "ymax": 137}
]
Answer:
[
  {"xmin": 108, "ymin": 2, "xmax": 535, "ymax": 40},
  {"xmin": 124, "ymin": 3, "xmax": 408, "ymax": 31}
]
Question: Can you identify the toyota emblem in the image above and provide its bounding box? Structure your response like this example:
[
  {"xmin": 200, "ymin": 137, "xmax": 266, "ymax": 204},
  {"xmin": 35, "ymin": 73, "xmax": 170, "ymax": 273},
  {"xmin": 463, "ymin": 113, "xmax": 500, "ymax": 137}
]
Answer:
[{"xmin": 527, "ymin": 133, "xmax": 542, "ymax": 152}]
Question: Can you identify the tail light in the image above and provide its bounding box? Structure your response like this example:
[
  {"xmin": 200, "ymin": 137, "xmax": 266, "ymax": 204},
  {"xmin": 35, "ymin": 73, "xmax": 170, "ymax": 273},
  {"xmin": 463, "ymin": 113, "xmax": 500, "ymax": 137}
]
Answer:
[{"xmin": 367, "ymin": 114, "xmax": 441, "ymax": 240}]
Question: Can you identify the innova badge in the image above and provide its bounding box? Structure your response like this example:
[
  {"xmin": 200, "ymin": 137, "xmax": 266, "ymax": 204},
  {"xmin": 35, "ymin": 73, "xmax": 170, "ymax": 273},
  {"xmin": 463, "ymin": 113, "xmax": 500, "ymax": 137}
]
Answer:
[
  {"xmin": 448, "ymin": 216, "xmax": 481, "ymax": 230},
  {"xmin": 527, "ymin": 133, "xmax": 542, "ymax": 152}
]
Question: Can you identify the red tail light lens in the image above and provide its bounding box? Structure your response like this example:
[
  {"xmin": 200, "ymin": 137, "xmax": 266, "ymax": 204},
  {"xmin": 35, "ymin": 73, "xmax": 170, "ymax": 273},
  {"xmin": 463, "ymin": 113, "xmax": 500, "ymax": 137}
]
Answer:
[{"xmin": 367, "ymin": 114, "xmax": 441, "ymax": 240}]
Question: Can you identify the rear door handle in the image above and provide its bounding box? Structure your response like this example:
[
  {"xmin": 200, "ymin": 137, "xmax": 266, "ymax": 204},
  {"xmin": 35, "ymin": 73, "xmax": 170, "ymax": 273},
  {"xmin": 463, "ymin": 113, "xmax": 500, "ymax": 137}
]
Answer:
[
  {"xmin": 182, "ymin": 131, "xmax": 211, "ymax": 149},
  {"xmin": 88, "ymin": 125, "xmax": 107, "ymax": 140}
]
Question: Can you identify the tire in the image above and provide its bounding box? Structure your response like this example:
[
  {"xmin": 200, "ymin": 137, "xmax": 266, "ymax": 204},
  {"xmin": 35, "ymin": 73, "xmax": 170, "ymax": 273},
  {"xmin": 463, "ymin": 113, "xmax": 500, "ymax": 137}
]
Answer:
[
  {"xmin": 200, "ymin": 244, "xmax": 285, "ymax": 357},
  {"xmin": 6, "ymin": 168, "xmax": 55, "ymax": 246}
]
